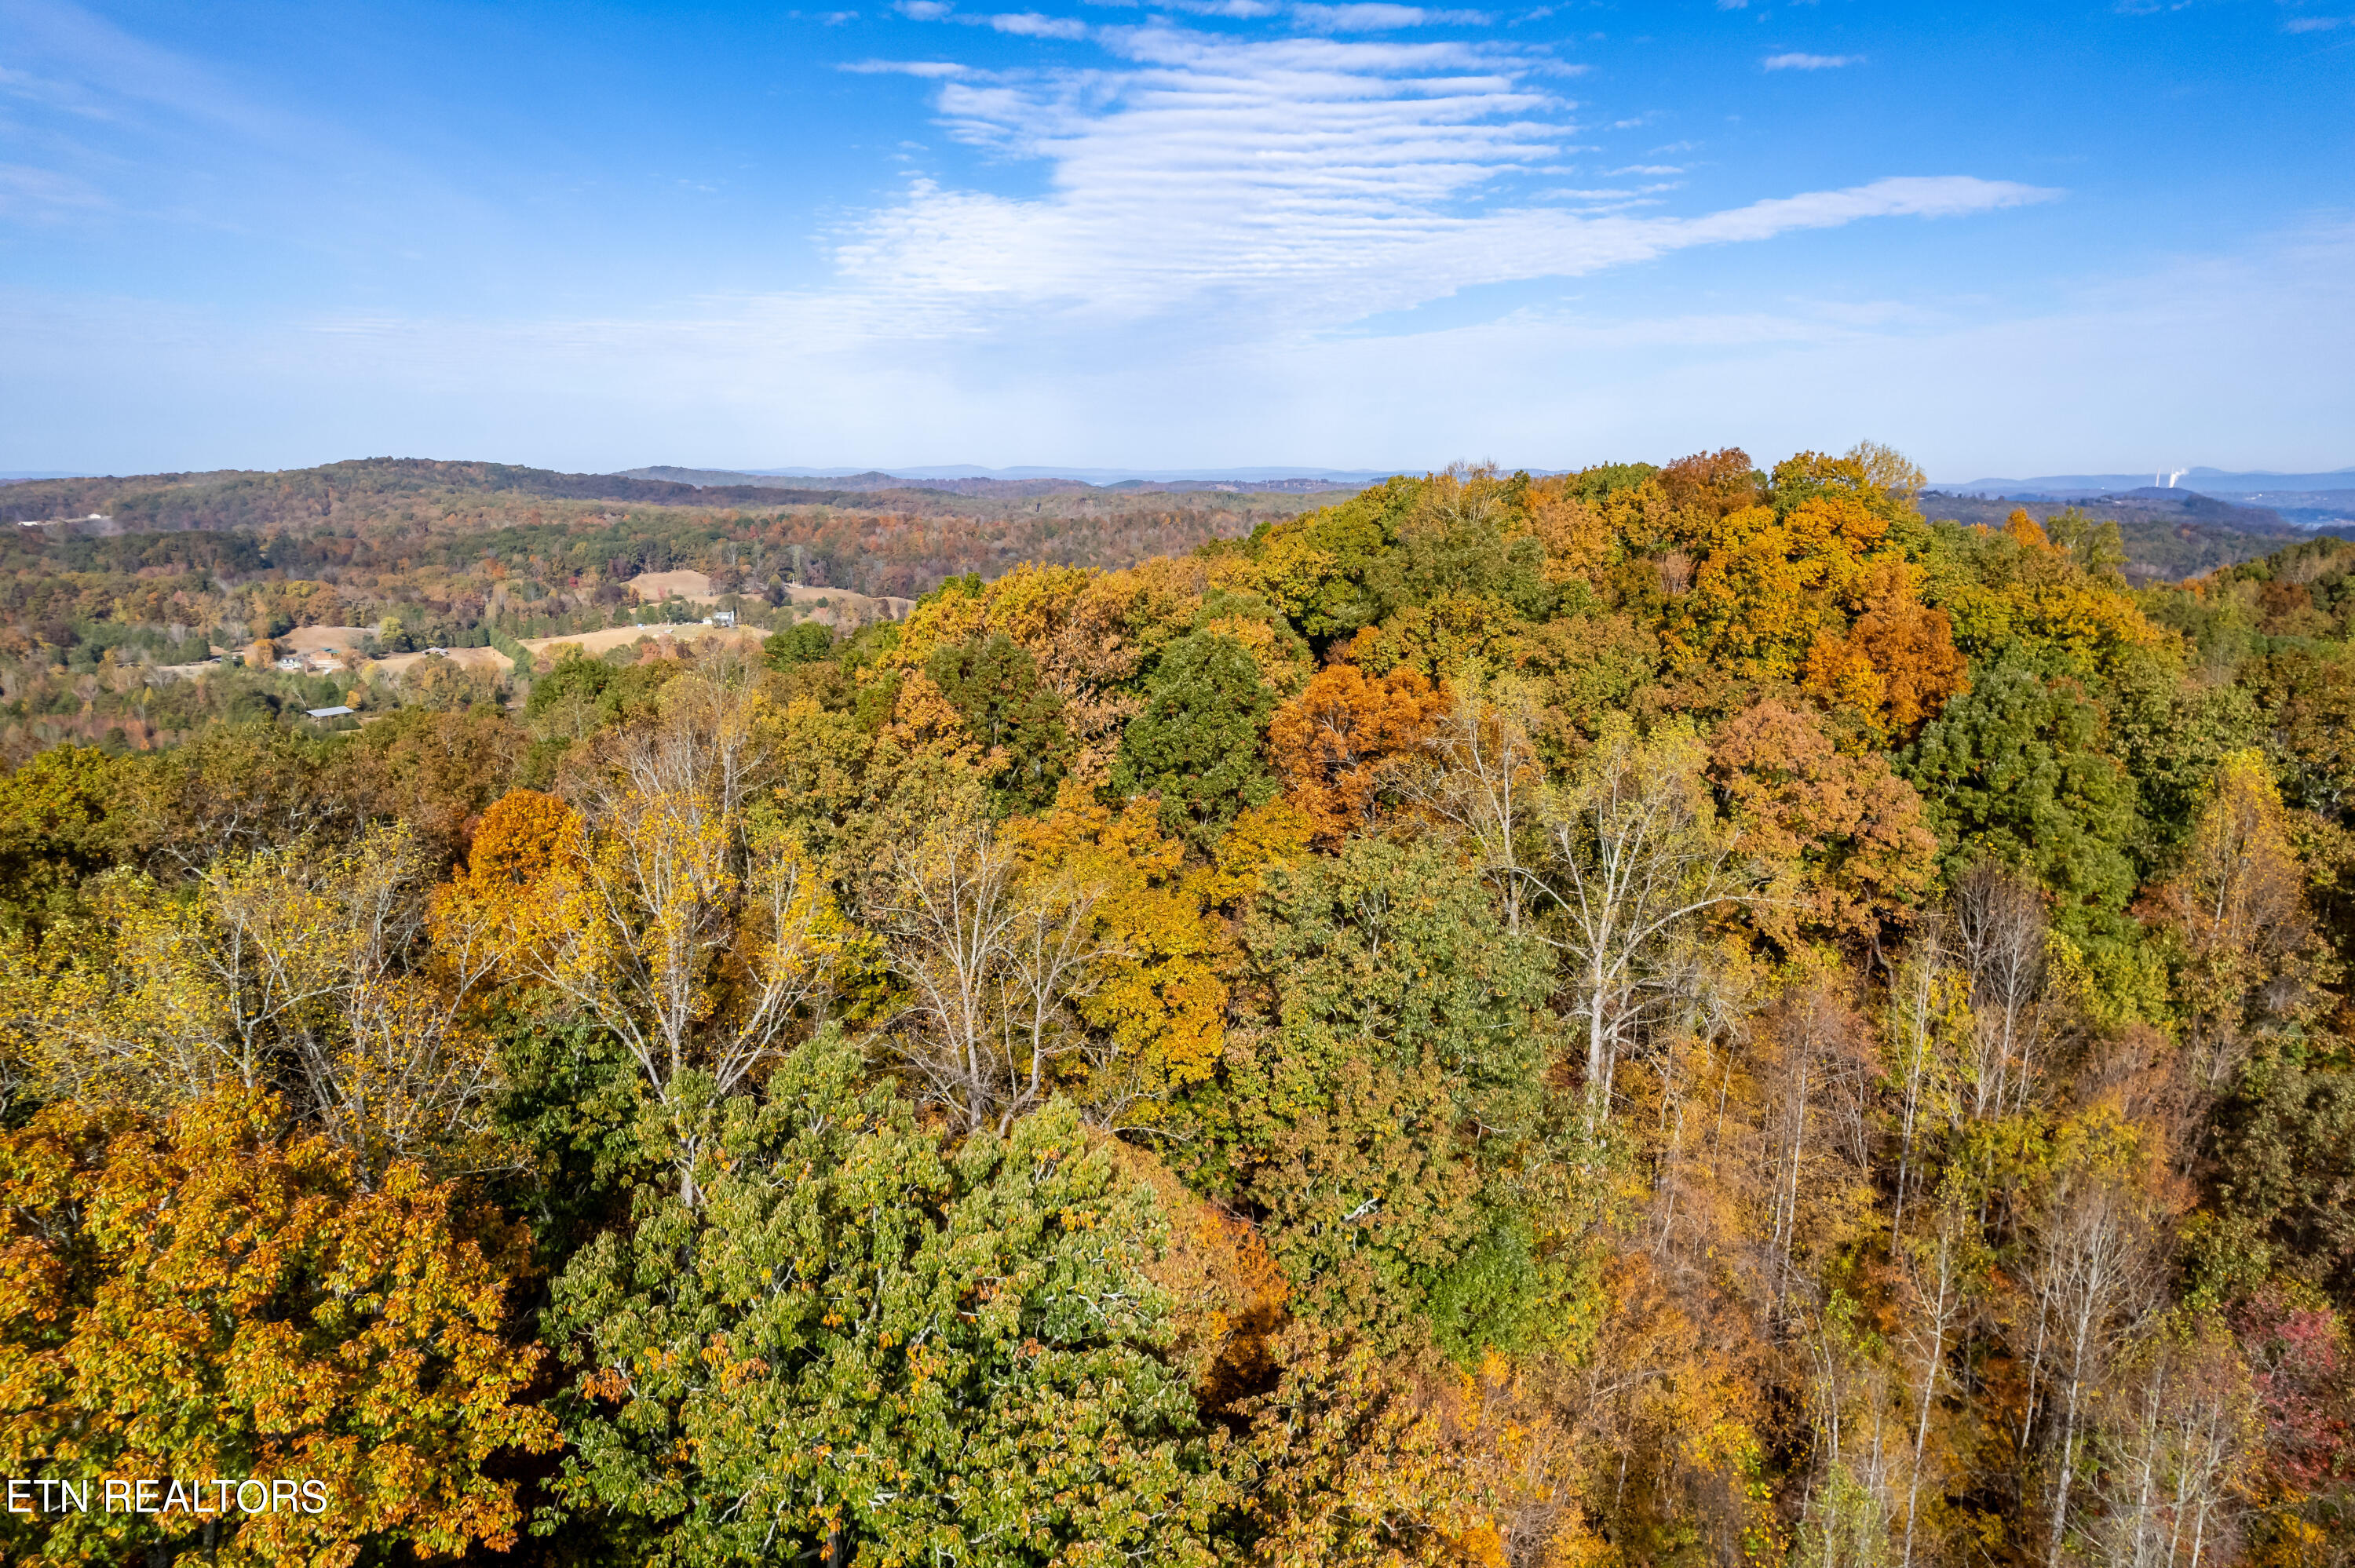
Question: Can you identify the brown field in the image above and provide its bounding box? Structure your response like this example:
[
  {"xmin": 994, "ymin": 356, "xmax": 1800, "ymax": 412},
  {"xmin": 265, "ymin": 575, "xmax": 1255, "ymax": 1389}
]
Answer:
[
  {"xmin": 281, "ymin": 625, "xmax": 376, "ymax": 655},
  {"xmin": 781, "ymin": 583, "xmax": 915, "ymax": 625},
  {"xmin": 370, "ymin": 622, "xmax": 765, "ymax": 680},
  {"xmin": 158, "ymin": 607, "xmax": 889, "ymax": 692},
  {"xmin": 625, "ymin": 569, "xmax": 717, "ymax": 602},
  {"xmin": 625, "ymin": 569, "xmax": 911, "ymax": 629}
]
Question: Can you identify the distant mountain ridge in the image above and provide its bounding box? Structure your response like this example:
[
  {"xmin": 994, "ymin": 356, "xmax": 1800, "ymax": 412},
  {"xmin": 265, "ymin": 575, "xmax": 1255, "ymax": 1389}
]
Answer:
[
  {"xmin": 10, "ymin": 456, "xmax": 2346, "ymax": 586},
  {"xmin": 617, "ymin": 465, "xmax": 1380, "ymax": 496},
  {"xmin": 1941, "ymin": 465, "xmax": 2355, "ymax": 498},
  {"xmin": 2, "ymin": 457, "xmax": 1356, "ymax": 531},
  {"xmin": 1917, "ymin": 485, "xmax": 2342, "ymax": 585},
  {"xmin": 732, "ymin": 463, "xmax": 1403, "ymax": 485},
  {"xmin": 0, "ymin": 458, "xmax": 897, "ymax": 529}
]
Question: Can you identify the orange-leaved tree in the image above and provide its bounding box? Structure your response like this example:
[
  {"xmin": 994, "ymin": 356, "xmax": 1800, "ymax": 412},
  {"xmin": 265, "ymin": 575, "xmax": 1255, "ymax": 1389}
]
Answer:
[
  {"xmin": 0, "ymin": 1085, "xmax": 555, "ymax": 1567},
  {"xmin": 1269, "ymin": 662, "xmax": 1447, "ymax": 849},
  {"xmin": 1707, "ymin": 697, "xmax": 1938, "ymax": 948},
  {"xmin": 1655, "ymin": 449, "xmax": 1966, "ymax": 737},
  {"xmin": 1006, "ymin": 795, "xmax": 1229, "ymax": 1127}
]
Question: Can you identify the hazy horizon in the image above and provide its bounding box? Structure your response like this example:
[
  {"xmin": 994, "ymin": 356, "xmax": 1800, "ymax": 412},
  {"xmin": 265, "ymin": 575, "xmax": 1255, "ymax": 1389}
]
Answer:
[
  {"xmin": 3, "ymin": 0, "xmax": 2350, "ymax": 477},
  {"xmin": 7, "ymin": 458, "xmax": 2353, "ymax": 492}
]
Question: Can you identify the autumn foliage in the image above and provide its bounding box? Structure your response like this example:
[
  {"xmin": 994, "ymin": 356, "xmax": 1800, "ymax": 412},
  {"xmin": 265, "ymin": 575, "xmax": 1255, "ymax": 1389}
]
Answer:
[
  {"xmin": 1, "ymin": 445, "xmax": 2352, "ymax": 1566},
  {"xmin": 0, "ymin": 1088, "xmax": 553, "ymax": 1566}
]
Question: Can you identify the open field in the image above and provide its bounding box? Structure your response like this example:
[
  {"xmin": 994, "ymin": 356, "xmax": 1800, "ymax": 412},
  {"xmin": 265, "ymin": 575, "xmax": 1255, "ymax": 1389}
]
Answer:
[
  {"xmin": 370, "ymin": 621, "xmax": 766, "ymax": 679},
  {"xmin": 625, "ymin": 567, "xmax": 913, "ymax": 626},
  {"xmin": 281, "ymin": 624, "xmax": 374, "ymax": 655},
  {"xmin": 624, "ymin": 569, "xmax": 721, "ymax": 602},
  {"xmin": 150, "ymin": 621, "xmax": 769, "ymax": 687}
]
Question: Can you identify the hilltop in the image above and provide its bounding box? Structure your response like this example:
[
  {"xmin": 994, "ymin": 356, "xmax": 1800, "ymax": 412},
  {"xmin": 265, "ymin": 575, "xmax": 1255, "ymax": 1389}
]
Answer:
[
  {"xmin": 0, "ymin": 456, "xmax": 1351, "ymax": 532},
  {"xmin": 0, "ymin": 457, "xmax": 1139, "ymax": 529}
]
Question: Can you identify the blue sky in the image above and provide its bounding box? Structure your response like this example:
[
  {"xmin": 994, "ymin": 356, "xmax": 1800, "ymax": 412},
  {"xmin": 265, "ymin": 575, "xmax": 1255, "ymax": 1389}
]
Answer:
[{"xmin": 2, "ymin": 0, "xmax": 2350, "ymax": 477}]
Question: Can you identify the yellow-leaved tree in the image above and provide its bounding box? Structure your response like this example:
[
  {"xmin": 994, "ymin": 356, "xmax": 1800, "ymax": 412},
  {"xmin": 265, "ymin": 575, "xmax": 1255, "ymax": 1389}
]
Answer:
[
  {"xmin": 0, "ymin": 821, "xmax": 506, "ymax": 1183},
  {"xmin": 2149, "ymin": 749, "xmax": 2335, "ymax": 1088},
  {"xmin": 453, "ymin": 673, "xmax": 849, "ymax": 1201}
]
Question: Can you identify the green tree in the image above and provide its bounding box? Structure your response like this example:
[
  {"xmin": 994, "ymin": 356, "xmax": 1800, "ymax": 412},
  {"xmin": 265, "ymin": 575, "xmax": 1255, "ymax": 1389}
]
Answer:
[
  {"xmin": 925, "ymin": 631, "xmax": 1073, "ymax": 813},
  {"xmin": 1218, "ymin": 838, "xmax": 1558, "ymax": 1351},
  {"xmin": 1112, "ymin": 632, "xmax": 1278, "ymax": 850},
  {"xmin": 1364, "ymin": 465, "xmax": 1555, "ymax": 622},
  {"xmin": 524, "ymin": 651, "xmax": 618, "ymax": 738},
  {"xmin": 2105, "ymin": 646, "xmax": 2260, "ymax": 874},
  {"xmin": 2207, "ymin": 1048, "xmax": 2355, "ymax": 1311},
  {"xmin": 1903, "ymin": 655, "xmax": 2139, "ymax": 929},
  {"xmin": 116, "ymin": 724, "xmax": 355, "ymax": 870},
  {"xmin": 548, "ymin": 1026, "xmax": 1224, "ymax": 1567},
  {"xmin": 762, "ymin": 619, "xmax": 836, "ymax": 671},
  {"xmin": 0, "ymin": 746, "xmax": 132, "ymax": 926}
]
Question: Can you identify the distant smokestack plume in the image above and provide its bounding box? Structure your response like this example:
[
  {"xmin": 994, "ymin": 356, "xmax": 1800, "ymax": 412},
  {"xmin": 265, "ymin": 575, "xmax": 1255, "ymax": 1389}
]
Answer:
[{"xmin": 2166, "ymin": 469, "xmax": 2187, "ymax": 488}]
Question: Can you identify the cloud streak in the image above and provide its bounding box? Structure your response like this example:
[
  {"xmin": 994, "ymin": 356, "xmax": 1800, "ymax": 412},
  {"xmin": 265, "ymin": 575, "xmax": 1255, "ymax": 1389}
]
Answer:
[
  {"xmin": 818, "ymin": 27, "xmax": 2049, "ymax": 340},
  {"xmin": 839, "ymin": 57, "xmax": 975, "ymax": 74},
  {"xmin": 1763, "ymin": 53, "xmax": 1865, "ymax": 71},
  {"xmin": 1291, "ymin": 5, "xmax": 1494, "ymax": 30},
  {"xmin": 987, "ymin": 12, "xmax": 1090, "ymax": 36}
]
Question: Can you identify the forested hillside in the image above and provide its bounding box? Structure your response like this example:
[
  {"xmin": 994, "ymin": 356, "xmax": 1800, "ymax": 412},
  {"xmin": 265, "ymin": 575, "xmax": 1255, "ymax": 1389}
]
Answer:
[
  {"xmin": 2, "ymin": 447, "xmax": 2352, "ymax": 1566},
  {"xmin": 0, "ymin": 458, "xmax": 1337, "ymax": 761},
  {"xmin": 1919, "ymin": 488, "xmax": 2313, "ymax": 585}
]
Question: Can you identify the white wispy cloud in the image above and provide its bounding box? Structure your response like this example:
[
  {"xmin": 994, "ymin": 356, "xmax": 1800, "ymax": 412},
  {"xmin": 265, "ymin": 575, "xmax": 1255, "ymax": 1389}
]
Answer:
[
  {"xmin": 13, "ymin": 221, "xmax": 2346, "ymax": 477},
  {"xmin": 0, "ymin": 2, "xmax": 2112, "ymax": 473},
  {"xmin": 0, "ymin": 0, "xmax": 506, "ymax": 256},
  {"xmin": 816, "ymin": 25, "xmax": 2050, "ymax": 340},
  {"xmin": 1291, "ymin": 4, "xmax": 1492, "ymax": 30},
  {"xmin": 0, "ymin": 162, "xmax": 111, "ymax": 218},
  {"xmin": 1143, "ymin": 0, "xmax": 1285, "ymax": 16},
  {"xmin": 1763, "ymin": 52, "xmax": 1864, "ymax": 70},
  {"xmin": 838, "ymin": 58, "xmax": 975, "ymax": 74},
  {"xmin": 988, "ymin": 11, "xmax": 1090, "ymax": 35}
]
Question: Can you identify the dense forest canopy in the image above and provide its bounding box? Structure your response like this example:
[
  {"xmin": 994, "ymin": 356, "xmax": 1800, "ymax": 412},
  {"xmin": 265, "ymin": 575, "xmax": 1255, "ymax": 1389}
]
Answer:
[{"xmin": 2, "ymin": 445, "xmax": 2353, "ymax": 1566}]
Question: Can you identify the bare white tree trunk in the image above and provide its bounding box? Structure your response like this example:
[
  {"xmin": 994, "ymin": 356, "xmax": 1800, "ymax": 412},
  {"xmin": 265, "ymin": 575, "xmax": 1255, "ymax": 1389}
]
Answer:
[
  {"xmin": 871, "ymin": 815, "xmax": 1111, "ymax": 1136},
  {"xmin": 1899, "ymin": 1194, "xmax": 1973, "ymax": 1568},
  {"xmin": 1955, "ymin": 862, "xmax": 2048, "ymax": 1119},
  {"xmin": 1887, "ymin": 917, "xmax": 1955, "ymax": 1238},
  {"xmin": 2023, "ymin": 1173, "xmax": 2158, "ymax": 1568},
  {"xmin": 1411, "ymin": 675, "xmax": 1545, "ymax": 934},
  {"xmin": 1532, "ymin": 723, "xmax": 1755, "ymax": 1129}
]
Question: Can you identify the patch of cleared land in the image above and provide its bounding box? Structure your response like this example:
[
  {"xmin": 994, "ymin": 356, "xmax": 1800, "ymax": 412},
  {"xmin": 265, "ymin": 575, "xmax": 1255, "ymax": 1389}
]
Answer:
[
  {"xmin": 371, "ymin": 622, "xmax": 765, "ymax": 680},
  {"xmin": 783, "ymin": 583, "xmax": 915, "ymax": 625},
  {"xmin": 626, "ymin": 569, "xmax": 720, "ymax": 602},
  {"xmin": 281, "ymin": 625, "xmax": 375, "ymax": 655},
  {"xmin": 626, "ymin": 569, "xmax": 912, "ymax": 628},
  {"xmin": 155, "ymin": 605, "xmax": 882, "ymax": 691}
]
